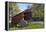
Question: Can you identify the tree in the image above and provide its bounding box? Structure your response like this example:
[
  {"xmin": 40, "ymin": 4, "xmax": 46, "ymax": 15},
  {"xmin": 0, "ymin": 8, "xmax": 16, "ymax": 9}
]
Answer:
[
  {"xmin": 9, "ymin": 2, "xmax": 21, "ymax": 17},
  {"xmin": 32, "ymin": 4, "xmax": 44, "ymax": 21}
]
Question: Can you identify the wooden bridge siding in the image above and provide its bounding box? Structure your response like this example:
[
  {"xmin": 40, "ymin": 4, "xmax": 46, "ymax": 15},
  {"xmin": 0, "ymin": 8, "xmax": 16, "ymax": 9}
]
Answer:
[{"xmin": 11, "ymin": 12, "xmax": 24, "ymax": 26}]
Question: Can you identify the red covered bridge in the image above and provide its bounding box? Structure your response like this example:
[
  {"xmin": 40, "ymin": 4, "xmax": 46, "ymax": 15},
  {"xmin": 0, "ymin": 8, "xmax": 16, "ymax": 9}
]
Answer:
[{"xmin": 11, "ymin": 8, "xmax": 32, "ymax": 27}]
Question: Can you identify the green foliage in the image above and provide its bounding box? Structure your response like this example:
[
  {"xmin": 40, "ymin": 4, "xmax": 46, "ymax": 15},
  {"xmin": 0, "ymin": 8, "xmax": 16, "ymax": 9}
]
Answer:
[
  {"xmin": 9, "ymin": 3, "xmax": 21, "ymax": 17},
  {"xmin": 31, "ymin": 23, "xmax": 44, "ymax": 29},
  {"xmin": 32, "ymin": 4, "xmax": 44, "ymax": 20}
]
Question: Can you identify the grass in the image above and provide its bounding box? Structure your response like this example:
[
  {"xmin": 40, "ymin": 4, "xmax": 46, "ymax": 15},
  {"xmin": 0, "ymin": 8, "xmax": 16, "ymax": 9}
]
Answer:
[
  {"xmin": 27, "ymin": 21, "xmax": 44, "ymax": 29},
  {"xmin": 9, "ymin": 21, "xmax": 44, "ymax": 30}
]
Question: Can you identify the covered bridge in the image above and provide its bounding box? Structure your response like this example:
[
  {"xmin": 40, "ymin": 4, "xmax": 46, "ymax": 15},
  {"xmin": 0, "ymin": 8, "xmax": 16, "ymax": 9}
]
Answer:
[{"xmin": 11, "ymin": 8, "xmax": 32, "ymax": 27}]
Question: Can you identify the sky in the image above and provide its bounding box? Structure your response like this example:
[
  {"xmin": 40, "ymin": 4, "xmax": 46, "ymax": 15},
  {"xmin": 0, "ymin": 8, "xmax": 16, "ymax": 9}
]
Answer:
[{"xmin": 17, "ymin": 3, "xmax": 32, "ymax": 11}]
